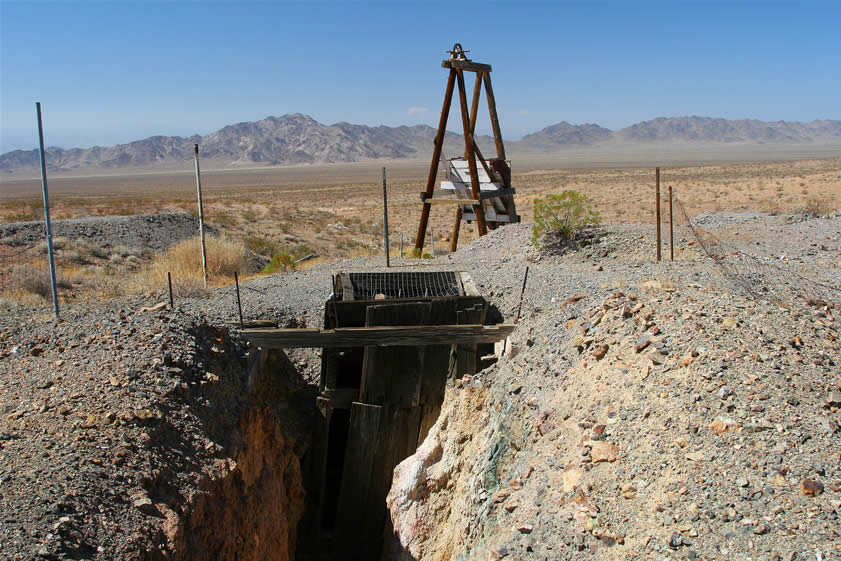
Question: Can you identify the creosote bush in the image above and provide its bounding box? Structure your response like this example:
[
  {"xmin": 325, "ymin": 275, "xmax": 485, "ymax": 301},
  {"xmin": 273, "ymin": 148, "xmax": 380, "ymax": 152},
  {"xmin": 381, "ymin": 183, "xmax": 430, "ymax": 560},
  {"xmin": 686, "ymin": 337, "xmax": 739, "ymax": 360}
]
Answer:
[
  {"xmin": 531, "ymin": 190, "xmax": 601, "ymax": 248},
  {"xmin": 263, "ymin": 252, "xmax": 295, "ymax": 274}
]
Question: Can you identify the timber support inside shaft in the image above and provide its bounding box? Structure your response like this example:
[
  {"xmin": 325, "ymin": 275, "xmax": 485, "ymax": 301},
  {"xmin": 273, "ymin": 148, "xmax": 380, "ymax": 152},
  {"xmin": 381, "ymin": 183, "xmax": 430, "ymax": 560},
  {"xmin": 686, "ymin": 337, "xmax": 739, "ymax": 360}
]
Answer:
[
  {"xmin": 416, "ymin": 44, "xmax": 519, "ymax": 254},
  {"xmin": 241, "ymin": 271, "xmax": 510, "ymax": 559}
]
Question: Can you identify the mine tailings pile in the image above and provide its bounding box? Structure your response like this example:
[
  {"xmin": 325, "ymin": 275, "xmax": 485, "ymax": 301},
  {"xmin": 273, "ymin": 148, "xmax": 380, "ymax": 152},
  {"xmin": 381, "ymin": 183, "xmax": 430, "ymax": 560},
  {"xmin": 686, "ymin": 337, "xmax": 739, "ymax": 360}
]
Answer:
[{"xmin": 241, "ymin": 271, "xmax": 513, "ymax": 559}]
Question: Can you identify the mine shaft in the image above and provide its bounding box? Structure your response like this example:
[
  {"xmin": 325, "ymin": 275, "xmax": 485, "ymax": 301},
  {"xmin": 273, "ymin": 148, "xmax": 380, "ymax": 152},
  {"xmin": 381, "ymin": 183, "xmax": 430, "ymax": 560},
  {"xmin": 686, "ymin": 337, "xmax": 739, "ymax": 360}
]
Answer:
[
  {"xmin": 242, "ymin": 271, "xmax": 513, "ymax": 558},
  {"xmin": 237, "ymin": 44, "xmax": 519, "ymax": 560}
]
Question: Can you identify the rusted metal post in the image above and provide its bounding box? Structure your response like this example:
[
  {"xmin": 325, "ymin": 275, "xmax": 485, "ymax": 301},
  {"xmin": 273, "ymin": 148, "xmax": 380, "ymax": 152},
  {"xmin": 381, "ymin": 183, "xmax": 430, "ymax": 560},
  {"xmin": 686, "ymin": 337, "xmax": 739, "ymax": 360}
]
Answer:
[
  {"xmin": 194, "ymin": 144, "xmax": 208, "ymax": 288},
  {"xmin": 655, "ymin": 167, "xmax": 661, "ymax": 262},
  {"xmin": 400, "ymin": 232, "xmax": 403, "ymax": 259},
  {"xmin": 382, "ymin": 167, "xmax": 390, "ymax": 267},
  {"xmin": 234, "ymin": 272, "xmax": 244, "ymax": 329},
  {"xmin": 35, "ymin": 102, "xmax": 59, "ymax": 321},
  {"xmin": 515, "ymin": 266, "xmax": 529, "ymax": 322},
  {"xmin": 416, "ymin": 69, "xmax": 457, "ymax": 252},
  {"xmin": 455, "ymin": 69, "xmax": 487, "ymax": 236},
  {"xmin": 669, "ymin": 185, "xmax": 674, "ymax": 262},
  {"xmin": 167, "ymin": 271, "xmax": 174, "ymax": 309}
]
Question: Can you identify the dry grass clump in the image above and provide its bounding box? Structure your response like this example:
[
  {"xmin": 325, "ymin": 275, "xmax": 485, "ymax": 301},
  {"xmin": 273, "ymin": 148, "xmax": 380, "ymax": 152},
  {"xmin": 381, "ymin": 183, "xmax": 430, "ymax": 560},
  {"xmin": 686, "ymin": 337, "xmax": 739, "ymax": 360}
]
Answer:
[
  {"xmin": 3, "ymin": 264, "xmax": 71, "ymax": 304},
  {"xmin": 138, "ymin": 235, "xmax": 250, "ymax": 293},
  {"xmin": 794, "ymin": 196, "xmax": 835, "ymax": 217}
]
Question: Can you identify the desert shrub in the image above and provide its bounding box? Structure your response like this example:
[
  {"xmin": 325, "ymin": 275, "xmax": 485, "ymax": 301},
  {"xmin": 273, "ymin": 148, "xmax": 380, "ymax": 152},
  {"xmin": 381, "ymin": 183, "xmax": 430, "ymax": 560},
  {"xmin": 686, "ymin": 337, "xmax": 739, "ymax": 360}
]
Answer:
[
  {"xmin": 241, "ymin": 208, "xmax": 258, "ymax": 223},
  {"xmin": 85, "ymin": 243, "xmax": 110, "ymax": 260},
  {"xmin": 9, "ymin": 264, "xmax": 70, "ymax": 299},
  {"xmin": 264, "ymin": 252, "xmax": 295, "ymax": 274},
  {"xmin": 211, "ymin": 211, "xmax": 235, "ymax": 227},
  {"xmin": 244, "ymin": 235, "xmax": 278, "ymax": 257},
  {"xmin": 63, "ymin": 250, "xmax": 83, "ymax": 264},
  {"xmin": 112, "ymin": 245, "xmax": 138, "ymax": 258},
  {"xmin": 531, "ymin": 190, "xmax": 600, "ymax": 247},
  {"xmin": 796, "ymin": 196, "xmax": 833, "ymax": 217},
  {"xmin": 0, "ymin": 236, "xmax": 26, "ymax": 247}
]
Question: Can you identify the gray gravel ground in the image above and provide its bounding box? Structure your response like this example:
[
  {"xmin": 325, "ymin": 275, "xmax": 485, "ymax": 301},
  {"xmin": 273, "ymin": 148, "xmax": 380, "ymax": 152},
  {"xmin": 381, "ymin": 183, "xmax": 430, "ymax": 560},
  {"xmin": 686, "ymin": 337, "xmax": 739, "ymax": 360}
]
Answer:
[
  {"xmin": 0, "ymin": 211, "xmax": 839, "ymax": 560},
  {"xmin": 0, "ymin": 213, "xmax": 216, "ymax": 251}
]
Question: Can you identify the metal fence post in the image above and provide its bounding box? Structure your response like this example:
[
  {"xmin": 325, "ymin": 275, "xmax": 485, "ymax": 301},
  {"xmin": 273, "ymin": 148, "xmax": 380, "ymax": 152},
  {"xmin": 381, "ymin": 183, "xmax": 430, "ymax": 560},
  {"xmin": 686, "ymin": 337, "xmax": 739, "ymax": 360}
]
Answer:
[
  {"xmin": 655, "ymin": 167, "xmax": 662, "ymax": 262},
  {"xmin": 194, "ymin": 144, "xmax": 208, "ymax": 288},
  {"xmin": 382, "ymin": 167, "xmax": 390, "ymax": 267},
  {"xmin": 35, "ymin": 102, "xmax": 59, "ymax": 321}
]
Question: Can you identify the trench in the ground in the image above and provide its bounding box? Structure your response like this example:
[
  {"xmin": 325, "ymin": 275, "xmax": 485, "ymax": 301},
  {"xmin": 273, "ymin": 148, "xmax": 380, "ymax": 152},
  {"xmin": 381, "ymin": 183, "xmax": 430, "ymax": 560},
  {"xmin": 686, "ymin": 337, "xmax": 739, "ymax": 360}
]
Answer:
[
  {"xmin": 168, "ymin": 287, "xmax": 504, "ymax": 561},
  {"xmin": 291, "ymin": 298, "xmax": 504, "ymax": 561}
]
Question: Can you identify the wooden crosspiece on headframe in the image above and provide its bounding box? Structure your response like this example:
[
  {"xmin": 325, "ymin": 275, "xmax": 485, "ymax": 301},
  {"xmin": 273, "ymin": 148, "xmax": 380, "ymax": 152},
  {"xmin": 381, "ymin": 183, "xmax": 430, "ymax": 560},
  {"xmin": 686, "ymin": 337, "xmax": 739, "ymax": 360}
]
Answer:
[{"xmin": 415, "ymin": 44, "xmax": 520, "ymax": 254}]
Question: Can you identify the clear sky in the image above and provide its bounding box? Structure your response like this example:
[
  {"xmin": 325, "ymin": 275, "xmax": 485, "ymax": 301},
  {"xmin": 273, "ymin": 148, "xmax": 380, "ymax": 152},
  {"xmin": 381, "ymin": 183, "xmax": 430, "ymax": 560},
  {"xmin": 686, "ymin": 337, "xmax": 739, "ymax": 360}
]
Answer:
[{"xmin": 1, "ymin": 0, "xmax": 839, "ymax": 153}]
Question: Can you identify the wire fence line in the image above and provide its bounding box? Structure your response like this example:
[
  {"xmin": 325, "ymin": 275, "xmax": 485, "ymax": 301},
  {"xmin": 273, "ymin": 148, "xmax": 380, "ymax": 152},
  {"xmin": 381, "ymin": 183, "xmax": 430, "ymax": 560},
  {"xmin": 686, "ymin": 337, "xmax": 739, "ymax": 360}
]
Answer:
[{"xmin": 673, "ymin": 196, "xmax": 841, "ymax": 308}]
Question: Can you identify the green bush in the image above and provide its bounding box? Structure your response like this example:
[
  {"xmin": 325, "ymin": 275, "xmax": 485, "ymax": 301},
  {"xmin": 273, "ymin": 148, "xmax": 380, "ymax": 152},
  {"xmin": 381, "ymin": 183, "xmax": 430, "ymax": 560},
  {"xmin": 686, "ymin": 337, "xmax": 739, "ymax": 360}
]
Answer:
[
  {"xmin": 263, "ymin": 252, "xmax": 295, "ymax": 274},
  {"xmin": 531, "ymin": 190, "xmax": 600, "ymax": 247}
]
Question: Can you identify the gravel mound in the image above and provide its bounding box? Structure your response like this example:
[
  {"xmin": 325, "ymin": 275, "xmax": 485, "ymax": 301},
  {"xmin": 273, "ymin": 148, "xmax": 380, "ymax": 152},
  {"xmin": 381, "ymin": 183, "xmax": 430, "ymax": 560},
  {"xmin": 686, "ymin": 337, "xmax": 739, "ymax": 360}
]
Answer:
[
  {"xmin": 0, "ymin": 211, "xmax": 839, "ymax": 560},
  {"xmin": 0, "ymin": 213, "xmax": 217, "ymax": 251}
]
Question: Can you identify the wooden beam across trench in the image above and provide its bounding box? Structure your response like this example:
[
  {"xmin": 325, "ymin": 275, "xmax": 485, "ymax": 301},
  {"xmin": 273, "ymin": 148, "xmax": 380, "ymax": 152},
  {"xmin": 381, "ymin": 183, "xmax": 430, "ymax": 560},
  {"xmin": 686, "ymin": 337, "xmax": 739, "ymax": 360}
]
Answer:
[{"xmin": 241, "ymin": 323, "xmax": 514, "ymax": 349}]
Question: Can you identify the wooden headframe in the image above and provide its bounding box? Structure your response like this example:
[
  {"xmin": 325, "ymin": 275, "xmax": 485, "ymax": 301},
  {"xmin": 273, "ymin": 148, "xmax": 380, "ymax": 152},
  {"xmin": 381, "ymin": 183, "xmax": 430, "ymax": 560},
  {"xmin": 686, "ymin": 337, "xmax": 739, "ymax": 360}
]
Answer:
[{"xmin": 415, "ymin": 47, "xmax": 519, "ymax": 254}]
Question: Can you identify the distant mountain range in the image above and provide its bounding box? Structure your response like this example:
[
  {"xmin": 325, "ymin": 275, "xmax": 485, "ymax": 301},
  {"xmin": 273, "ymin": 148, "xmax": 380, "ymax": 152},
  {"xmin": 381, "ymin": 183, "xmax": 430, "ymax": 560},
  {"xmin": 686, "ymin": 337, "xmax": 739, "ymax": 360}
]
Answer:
[{"xmin": 2, "ymin": 114, "xmax": 839, "ymax": 173}]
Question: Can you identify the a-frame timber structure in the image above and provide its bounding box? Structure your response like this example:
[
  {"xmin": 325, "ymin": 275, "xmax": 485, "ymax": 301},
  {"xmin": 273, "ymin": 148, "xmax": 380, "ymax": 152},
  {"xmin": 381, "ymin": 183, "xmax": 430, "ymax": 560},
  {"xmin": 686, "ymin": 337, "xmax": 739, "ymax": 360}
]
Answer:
[{"xmin": 416, "ymin": 44, "xmax": 520, "ymax": 254}]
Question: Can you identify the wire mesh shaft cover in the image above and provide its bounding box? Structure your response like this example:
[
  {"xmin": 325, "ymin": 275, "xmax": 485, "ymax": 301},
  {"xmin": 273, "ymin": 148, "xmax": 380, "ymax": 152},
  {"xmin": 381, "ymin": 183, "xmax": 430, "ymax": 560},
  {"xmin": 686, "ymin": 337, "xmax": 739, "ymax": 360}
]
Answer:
[{"xmin": 336, "ymin": 271, "xmax": 463, "ymax": 300}]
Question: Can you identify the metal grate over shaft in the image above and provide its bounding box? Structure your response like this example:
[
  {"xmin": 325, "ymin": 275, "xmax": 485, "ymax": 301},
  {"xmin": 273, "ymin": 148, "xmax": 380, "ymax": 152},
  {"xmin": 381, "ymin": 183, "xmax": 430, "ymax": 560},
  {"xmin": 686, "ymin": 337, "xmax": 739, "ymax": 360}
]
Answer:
[{"xmin": 343, "ymin": 272, "xmax": 462, "ymax": 300}]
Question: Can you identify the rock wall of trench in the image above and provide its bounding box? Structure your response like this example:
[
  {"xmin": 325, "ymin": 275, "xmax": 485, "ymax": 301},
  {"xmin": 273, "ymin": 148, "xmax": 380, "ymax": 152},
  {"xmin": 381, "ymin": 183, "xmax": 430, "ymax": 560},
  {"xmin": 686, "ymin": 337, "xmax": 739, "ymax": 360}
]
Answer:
[
  {"xmin": 168, "ymin": 406, "xmax": 306, "ymax": 561},
  {"xmin": 149, "ymin": 347, "xmax": 314, "ymax": 561}
]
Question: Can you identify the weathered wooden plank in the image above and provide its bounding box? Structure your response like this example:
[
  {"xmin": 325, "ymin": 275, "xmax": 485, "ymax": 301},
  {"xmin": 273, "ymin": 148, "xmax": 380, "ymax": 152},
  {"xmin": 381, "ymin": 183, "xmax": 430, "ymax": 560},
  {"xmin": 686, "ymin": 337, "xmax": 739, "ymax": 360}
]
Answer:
[
  {"xmin": 461, "ymin": 211, "xmax": 512, "ymax": 223},
  {"xmin": 442, "ymin": 59, "xmax": 493, "ymax": 73},
  {"xmin": 440, "ymin": 180, "xmax": 503, "ymax": 191},
  {"xmin": 242, "ymin": 323, "xmax": 515, "ymax": 349},
  {"xmin": 335, "ymin": 402, "xmax": 383, "ymax": 554},
  {"xmin": 479, "ymin": 187, "xmax": 517, "ymax": 200},
  {"xmin": 341, "ymin": 274, "xmax": 354, "ymax": 301},
  {"xmin": 419, "ymin": 300, "xmax": 457, "ymax": 406},
  {"xmin": 450, "ymin": 159, "xmax": 492, "ymax": 184},
  {"xmin": 420, "ymin": 198, "xmax": 479, "ymax": 205},
  {"xmin": 362, "ymin": 303, "xmax": 429, "ymax": 408}
]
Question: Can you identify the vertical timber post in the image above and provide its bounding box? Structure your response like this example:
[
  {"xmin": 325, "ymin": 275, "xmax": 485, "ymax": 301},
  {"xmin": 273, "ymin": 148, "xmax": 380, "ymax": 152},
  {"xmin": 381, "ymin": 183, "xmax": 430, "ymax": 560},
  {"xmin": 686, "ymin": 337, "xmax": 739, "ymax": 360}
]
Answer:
[
  {"xmin": 482, "ymin": 73, "xmax": 506, "ymax": 160},
  {"xmin": 430, "ymin": 229, "xmax": 435, "ymax": 257},
  {"xmin": 669, "ymin": 186, "xmax": 674, "ymax": 262},
  {"xmin": 449, "ymin": 206, "xmax": 463, "ymax": 253},
  {"xmin": 382, "ymin": 167, "xmax": 390, "ymax": 267},
  {"xmin": 400, "ymin": 233, "xmax": 403, "ymax": 259},
  {"xmin": 455, "ymin": 69, "xmax": 487, "ymax": 236},
  {"xmin": 35, "ymin": 102, "xmax": 59, "ymax": 321},
  {"xmin": 655, "ymin": 167, "xmax": 662, "ymax": 262},
  {"xmin": 194, "ymin": 144, "xmax": 209, "ymax": 288},
  {"xmin": 416, "ymin": 69, "xmax": 457, "ymax": 252}
]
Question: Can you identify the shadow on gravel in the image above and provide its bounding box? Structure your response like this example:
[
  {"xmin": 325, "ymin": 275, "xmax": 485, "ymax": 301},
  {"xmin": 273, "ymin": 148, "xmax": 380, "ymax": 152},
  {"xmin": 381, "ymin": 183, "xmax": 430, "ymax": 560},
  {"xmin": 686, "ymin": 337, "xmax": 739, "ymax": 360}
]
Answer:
[{"xmin": 540, "ymin": 226, "xmax": 606, "ymax": 257}]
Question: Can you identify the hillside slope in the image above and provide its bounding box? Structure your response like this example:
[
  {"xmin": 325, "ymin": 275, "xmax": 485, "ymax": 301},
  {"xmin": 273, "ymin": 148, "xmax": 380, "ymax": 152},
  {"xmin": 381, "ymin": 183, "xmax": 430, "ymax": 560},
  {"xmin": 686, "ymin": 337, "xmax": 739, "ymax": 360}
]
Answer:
[
  {"xmin": 2, "ymin": 115, "xmax": 839, "ymax": 173},
  {"xmin": 386, "ymin": 218, "xmax": 841, "ymax": 560}
]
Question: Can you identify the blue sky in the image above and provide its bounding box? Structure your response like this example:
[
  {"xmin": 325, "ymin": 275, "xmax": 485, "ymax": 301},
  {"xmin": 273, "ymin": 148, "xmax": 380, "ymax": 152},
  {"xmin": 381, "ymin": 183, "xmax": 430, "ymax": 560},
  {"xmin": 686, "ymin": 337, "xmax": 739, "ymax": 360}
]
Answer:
[{"xmin": 1, "ymin": 0, "xmax": 839, "ymax": 152}]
